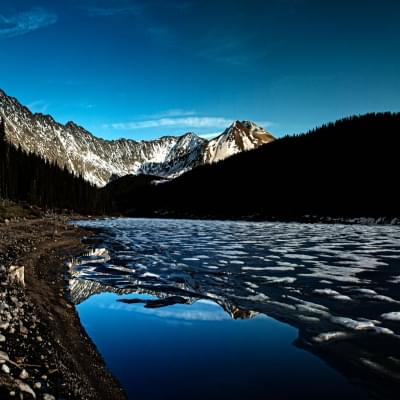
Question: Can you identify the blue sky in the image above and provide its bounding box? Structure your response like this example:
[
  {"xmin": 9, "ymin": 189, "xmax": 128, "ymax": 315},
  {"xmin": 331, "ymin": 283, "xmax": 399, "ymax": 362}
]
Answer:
[{"xmin": 1, "ymin": 0, "xmax": 399, "ymax": 140}]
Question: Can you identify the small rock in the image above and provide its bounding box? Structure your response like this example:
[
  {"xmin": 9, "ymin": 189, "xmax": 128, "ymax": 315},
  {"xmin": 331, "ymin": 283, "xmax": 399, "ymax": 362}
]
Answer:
[
  {"xmin": 37, "ymin": 336, "xmax": 43, "ymax": 342},
  {"xmin": 0, "ymin": 320, "xmax": 10, "ymax": 330},
  {"xmin": 2, "ymin": 363, "xmax": 10, "ymax": 373},
  {"xmin": 0, "ymin": 333, "xmax": 6, "ymax": 342},
  {"xmin": 20, "ymin": 369, "xmax": 29, "ymax": 379},
  {"xmin": 43, "ymin": 394, "xmax": 55, "ymax": 400},
  {"xmin": 9, "ymin": 391, "xmax": 15, "ymax": 397},
  {"xmin": 19, "ymin": 324, "xmax": 28, "ymax": 335},
  {"xmin": 16, "ymin": 379, "xmax": 36, "ymax": 399},
  {"xmin": 8, "ymin": 265, "xmax": 25, "ymax": 287},
  {"xmin": 34, "ymin": 382, "xmax": 42, "ymax": 389},
  {"xmin": 0, "ymin": 350, "xmax": 10, "ymax": 363}
]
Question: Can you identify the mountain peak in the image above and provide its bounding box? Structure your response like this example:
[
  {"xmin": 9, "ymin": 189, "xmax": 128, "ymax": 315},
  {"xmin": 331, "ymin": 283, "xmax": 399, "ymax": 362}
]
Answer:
[
  {"xmin": 1, "ymin": 88, "xmax": 275, "ymax": 186},
  {"xmin": 203, "ymin": 120, "xmax": 275, "ymax": 164}
]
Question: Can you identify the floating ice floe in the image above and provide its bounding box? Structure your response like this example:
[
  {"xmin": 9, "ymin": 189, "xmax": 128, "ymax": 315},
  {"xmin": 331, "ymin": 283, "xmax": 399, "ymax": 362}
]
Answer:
[
  {"xmin": 371, "ymin": 295, "xmax": 399, "ymax": 303},
  {"xmin": 263, "ymin": 266, "xmax": 295, "ymax": 271},
  {"xmin": 381, "ymin": 312, "xmax": 400, "ymax": 322},
  {"xmin": 311, "ymin": 288, "xmax": 354, "ymax": 301},
  {"xmin": 313, "ymin": 331, "xmax": 351, "ymax": 343},
  {"xmin": 389, "ymin": 276, "xmax": 400, "ymax": 284},
  {"xmin": 359, "ymin": 358, "xmax": 400, "ymax": 379},
  {"xmin": 329, "ymin": 316, "xmax": 375, "ymax": 330},
  {"xmin": 266, "ymin": 300, "xmax": 297, "ymax": 311},
  {"xmin": 287, "ymin": 296, "xmax": 329, "ymax": 311},
  {"xmin": 140, "ymin": 272, "xmax": 160, "ymax": 278},
  {"xmin": 297, "ymin": 315, "xmax": 320, "ymax": 323},
  {"xmin": 245, "ymin": 282, "xmax": 259, "ymax": 289},
  {"xmin": 257, "ymin": 276, "xmax": 296, "ymax": 284},
  {"xmin": 246, "ymin": 293, "xmax": 269, "ymax": 302},
  {"xmin": 353, "ymin": 289, "xmax": 399, "ymax": 303},
  {"xmin": 295, "ymin": 304, "xmax": 330, "ymax": 317},
  {"xmin": 353, "ymin": 288, "xmax": 377, "ymax": 295}
]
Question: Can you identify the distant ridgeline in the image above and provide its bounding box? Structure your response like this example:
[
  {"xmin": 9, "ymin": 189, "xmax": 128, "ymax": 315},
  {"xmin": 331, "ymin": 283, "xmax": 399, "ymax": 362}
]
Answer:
[
  {"xmin": 0, "ymin": 118, "xmax": 107, "ymax": 215},
  {"xmin": 106, "ymin": 113, "xmax": 400, "ymax": 220}
]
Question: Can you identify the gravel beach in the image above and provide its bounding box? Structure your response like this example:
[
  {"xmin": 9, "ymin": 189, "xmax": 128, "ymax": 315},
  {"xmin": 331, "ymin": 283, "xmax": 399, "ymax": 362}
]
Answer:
[{"xmin": 0, "ymin": 217, "xmax": 126, "ymax": 400}]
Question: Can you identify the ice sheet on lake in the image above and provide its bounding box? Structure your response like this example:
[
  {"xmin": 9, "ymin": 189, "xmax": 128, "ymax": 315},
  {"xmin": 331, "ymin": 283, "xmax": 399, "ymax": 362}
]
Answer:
[{"xmin": 71, "ymin": 218, "xmax": 400, "ymax": 388}]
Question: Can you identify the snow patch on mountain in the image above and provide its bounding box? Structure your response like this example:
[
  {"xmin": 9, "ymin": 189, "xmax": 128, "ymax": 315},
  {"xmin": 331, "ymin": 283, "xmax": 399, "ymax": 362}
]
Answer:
[{"xmin": 0, "ymin": 89, "xmax": 275, "ymax": 186}]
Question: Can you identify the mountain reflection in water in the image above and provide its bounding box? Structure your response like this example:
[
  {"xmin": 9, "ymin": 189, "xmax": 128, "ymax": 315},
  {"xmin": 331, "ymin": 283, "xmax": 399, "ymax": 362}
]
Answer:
[{"xmin": 71, "ymin": 218, "xmax": 400, "ymax": 400}]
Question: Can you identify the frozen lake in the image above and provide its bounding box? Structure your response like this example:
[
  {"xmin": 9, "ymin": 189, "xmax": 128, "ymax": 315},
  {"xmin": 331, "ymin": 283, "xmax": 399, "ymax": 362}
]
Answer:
[{"xmin": 71, "ymin": 218, "xmax": 400, "ymax": 399}]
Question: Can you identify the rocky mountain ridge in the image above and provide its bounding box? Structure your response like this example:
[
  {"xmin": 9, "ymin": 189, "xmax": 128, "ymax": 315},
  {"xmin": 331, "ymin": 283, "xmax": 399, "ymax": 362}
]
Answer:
[{"xmin": 0, "ymin": 89, "xmax": 275, "ymax": 186}]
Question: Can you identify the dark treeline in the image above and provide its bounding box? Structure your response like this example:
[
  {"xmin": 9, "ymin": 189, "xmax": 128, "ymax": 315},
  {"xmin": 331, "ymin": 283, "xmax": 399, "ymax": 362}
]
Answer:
[
  {"xmin": 0, "ymin": 118, "xmax": 107, "ymax": 215},
  {"xmin": 107, "ymin": 112, "xmax": 400, "ymax": 220}
]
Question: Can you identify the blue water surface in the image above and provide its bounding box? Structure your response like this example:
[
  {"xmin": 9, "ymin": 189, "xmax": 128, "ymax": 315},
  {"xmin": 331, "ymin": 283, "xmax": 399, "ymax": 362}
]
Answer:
[
  {"xmin": 78, "ymin": 292, "xmax": 365, "ymax": 400},
  {"xmin": 73, "ymin": 218, "xmax": 400, "ymax": 400}
]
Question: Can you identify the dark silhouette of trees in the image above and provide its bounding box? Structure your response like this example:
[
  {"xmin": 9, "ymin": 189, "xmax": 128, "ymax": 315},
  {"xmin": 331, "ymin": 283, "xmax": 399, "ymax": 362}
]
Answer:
[
  {"xmin": 2, "ymin": 112, "xmax": 399, "ymax": 220},
  {"xmin": 106, "ymin": 112, "xmax": 400, "ymax": 220},
  {"xmin": 0, "ymin": 117, "xmax": 107, "ymax": 215}
]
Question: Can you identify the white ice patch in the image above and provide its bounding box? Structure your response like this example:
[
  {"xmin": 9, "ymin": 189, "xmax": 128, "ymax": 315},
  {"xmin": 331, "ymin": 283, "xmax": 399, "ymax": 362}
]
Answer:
[
  {"xmin": 330, "ymin": 316, "xmax": 375, "ymax": 330},
  {"xmin": 389, "ymin": 276, "xmax": 400, "ymax": 284},
  {"xmin": 276, "ymin": 261, "xmax": 300, "ymax": 268},
  {"xmin": 258, "ymin": 276, "xmax": 296, "ymax": 284},
  {"xmin": 313, "ymin": 288, "xmax": 340, "ymax": 296},
  {"xmin": 286, "ymin": 253, "xmax": 317, "ymax": 260},
  {"xmin": 245, "ymin": 281, "xmax": 259, "ymax": 289},
  {"xmin": 246, "ymin": 293, "xmax": 269, "ymax": 302},
  {"xmin": 140, "ymin": 272, "xmax": 160, "ymax": 278},
  {"xmin": 359, "ymin": 358, "xmax": 400, "ymax": 379},
  {"xmin": 353, "ymin": 288, "xmax": 377, "ymax": 295},
  {"xmin": 263, "ymin": 266, "xmax": 295, "ymax": 271},
  {"xmin": 297, "ymin": 315, "xmax": 320, "ymax": 323},
  {"xmin": 313, "ymin": 289, "xmax": 352, "ymax": 301},
  {"xmin": 381, "ymin": 312, "xmax": 400, "ymax": 322},
  {"xmin": 267, "ymin": 301, "xmax": 296, "ymax": 311},
  {"xmin": 313, "ymin": 331, "xmax": 351, "ymax": 343},
  {"xmin": 295, "ymin": 304, "xmax": 330, "ymax": 317}
]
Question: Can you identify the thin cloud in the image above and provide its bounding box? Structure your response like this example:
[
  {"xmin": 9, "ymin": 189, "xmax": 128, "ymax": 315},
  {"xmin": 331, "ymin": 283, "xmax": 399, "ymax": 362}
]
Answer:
[
  {"xmin": 85, "ymin": 6, "xmax": 142, "ymax": 17},
  {"xmin": 0, "ymin": 8, "xmax": 57, "ymax": 39},
  {"xmin": 135, "ymin": 109, "xmax": 196, "ymax": 120},
  {"xmin": 105, "ymin": 117, "xmax": 234, "ymax": 130}
]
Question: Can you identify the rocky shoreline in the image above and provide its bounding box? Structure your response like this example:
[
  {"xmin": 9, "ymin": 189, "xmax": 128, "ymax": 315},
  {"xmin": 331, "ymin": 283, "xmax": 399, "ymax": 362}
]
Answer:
[{"xmin": 0, "ymin": 217, "xmax": 126, "ymax": 400}]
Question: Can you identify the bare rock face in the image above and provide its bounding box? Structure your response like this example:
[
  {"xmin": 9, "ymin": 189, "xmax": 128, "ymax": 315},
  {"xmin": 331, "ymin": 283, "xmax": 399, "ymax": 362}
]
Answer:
[
  {"xmin": 203, "ymin": 120, "xmax": 275, "ymax": 163},
  {"xmin": 0, "ymin": 89, "xmax": 275, "ymax": 186},
  {"xmin": 8, "ymin": 266, "xmax": 25, "ymax": 287}
]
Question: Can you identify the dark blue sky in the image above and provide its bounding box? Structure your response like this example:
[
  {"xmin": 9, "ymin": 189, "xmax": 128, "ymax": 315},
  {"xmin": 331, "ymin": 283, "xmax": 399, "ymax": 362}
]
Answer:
[{"xmin": 1, "ymin": 0, "xmax": 399, "ymax": 140}]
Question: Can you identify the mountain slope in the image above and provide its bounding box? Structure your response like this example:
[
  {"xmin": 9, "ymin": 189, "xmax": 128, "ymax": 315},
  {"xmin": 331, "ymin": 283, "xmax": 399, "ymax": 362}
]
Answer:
[
  {"xmin": 0, "ymin": 89, "xmax": 274, "ymax": 186},
  {"xmin": 105, "ymin": 113, "xmax": 400, "ymax": 220},
  {"xmin": 204, "ymin": 120, "xmax": 275, "ymax": 163}
]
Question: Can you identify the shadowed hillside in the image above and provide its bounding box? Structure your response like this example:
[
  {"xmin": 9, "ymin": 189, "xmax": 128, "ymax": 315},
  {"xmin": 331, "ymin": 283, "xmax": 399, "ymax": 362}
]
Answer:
[
  {"xmin": 0, "ymin": 118, "xmax": 107, "ymax": 215},
  {"xmin": 106, "ymin": 113, "xmax": 400, "ymax": 221}
]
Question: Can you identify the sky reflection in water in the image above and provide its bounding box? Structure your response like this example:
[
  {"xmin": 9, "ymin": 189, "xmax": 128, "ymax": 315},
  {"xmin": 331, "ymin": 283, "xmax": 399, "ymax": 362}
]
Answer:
[
  {"xmin": 72, "ymin": 218, "xmax": 400, "ymax": 400},
  {"xmin": 78, "ymin": 292, "xmax": 365, "ymax": 400}
]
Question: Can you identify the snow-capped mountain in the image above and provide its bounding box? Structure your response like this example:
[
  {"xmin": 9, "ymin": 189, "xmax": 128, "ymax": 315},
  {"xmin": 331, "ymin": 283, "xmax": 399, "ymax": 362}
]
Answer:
[
  {"xmin": 204, "ymin": 120, "xmax": 275, "ymax": 163},
  {"xmin": 137, "ymin": 133, "xmax": 207, "ymax": 177},
  {"xmin": 0, "ymin": 89, "xmax": 275, "ymax": 186}
]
